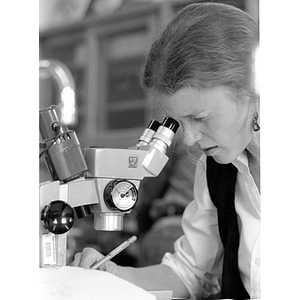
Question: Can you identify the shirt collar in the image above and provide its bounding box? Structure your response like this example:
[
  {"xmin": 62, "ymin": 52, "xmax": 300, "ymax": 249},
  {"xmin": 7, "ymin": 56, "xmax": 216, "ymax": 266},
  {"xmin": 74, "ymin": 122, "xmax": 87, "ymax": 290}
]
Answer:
[{"xmin": 232, "ymin": 151, "xmax": 249, "ymax": 173}]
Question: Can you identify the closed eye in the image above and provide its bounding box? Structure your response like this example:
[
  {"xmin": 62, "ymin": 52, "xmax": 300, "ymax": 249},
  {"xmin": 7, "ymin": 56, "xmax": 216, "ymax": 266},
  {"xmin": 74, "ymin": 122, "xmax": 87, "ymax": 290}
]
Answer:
[{"xmin": 192, "ymin": 116, "xmax": 205, "ymax": 122}]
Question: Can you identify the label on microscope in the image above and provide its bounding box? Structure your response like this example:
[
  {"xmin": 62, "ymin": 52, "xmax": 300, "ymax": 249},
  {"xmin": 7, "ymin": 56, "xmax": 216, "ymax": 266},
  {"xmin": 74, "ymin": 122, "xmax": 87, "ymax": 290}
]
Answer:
[{"xmin": 42, "ymin": 233, "xmax": 57, "ymax": 265}]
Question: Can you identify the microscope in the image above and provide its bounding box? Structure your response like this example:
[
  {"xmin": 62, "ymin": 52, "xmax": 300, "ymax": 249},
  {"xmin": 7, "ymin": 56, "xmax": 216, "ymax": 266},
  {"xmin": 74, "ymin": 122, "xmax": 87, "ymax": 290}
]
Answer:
[{"xmin": 39, "ymin": 105, "xmax": 179, "ymax": 268}]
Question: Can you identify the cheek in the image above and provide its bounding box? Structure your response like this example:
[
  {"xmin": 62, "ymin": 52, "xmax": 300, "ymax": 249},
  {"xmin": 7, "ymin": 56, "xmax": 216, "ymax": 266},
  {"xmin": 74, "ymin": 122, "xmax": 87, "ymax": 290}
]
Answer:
[
  {"xmin": 209, "ymin": 114, "xmax": 248, "ymax": 145},
  {"xmin": 206, "ymin": 117, "xmax": 231, "ymax": 140},
  {"xmin": 224, "ymin": 116, "xmax": 252, "ymax": 150}
]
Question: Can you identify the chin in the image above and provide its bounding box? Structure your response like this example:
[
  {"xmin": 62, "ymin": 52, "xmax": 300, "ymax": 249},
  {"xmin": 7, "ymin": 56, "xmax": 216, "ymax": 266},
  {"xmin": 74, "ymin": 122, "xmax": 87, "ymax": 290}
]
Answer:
[{"xmin": 211, "ymin": 154, "xmax": 235, "ymax": 165}]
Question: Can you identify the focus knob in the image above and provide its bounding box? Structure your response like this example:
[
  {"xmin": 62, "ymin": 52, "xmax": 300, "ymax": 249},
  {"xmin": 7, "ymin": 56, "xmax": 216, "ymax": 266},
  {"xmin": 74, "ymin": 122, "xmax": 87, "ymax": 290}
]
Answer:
[
  {"xmin": 104, "ymin": 180, "xmax": 138, "ymax": 212},
  {"xmin": 41, "ymin": 200, "xmax": 74, "ymax": 234}
]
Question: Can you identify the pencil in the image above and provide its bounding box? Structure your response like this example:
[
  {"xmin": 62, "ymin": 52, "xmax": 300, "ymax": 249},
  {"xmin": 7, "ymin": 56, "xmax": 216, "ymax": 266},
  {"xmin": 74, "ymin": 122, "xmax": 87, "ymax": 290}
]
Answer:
[{"xmin": 90, "ymin": 235, "xmax": 137, "ymax": 270}]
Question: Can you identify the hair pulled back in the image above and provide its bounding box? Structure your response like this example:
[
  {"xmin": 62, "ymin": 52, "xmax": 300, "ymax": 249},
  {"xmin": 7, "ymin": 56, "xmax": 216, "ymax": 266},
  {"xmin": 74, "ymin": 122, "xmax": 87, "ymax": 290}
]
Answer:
[{"xmin": 142, "ymin": 3, "xmax": 258, "ymax": 97}]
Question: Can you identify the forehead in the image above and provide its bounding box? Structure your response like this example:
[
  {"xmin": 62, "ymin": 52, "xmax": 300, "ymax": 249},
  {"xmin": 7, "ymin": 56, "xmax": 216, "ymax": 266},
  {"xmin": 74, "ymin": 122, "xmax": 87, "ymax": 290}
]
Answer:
[{"xmin": 160, "ymin": 86, "xmax": 236, "ymax": 118}]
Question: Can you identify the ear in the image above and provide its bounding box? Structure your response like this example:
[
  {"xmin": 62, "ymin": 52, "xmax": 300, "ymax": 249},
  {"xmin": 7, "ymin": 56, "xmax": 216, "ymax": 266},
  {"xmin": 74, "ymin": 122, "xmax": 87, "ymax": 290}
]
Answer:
[{"xmin": 254, "ymin": 95, "xmax": 260, "ymax": 112}]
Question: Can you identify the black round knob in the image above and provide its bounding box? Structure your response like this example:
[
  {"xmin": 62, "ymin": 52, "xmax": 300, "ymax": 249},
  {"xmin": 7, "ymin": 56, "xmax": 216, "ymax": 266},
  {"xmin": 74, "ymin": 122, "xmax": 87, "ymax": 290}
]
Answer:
[
  {"xmin": 41, "ymin": 200, "xmax": 74, "ymax": 234},
  {"xmin": 162, "ymin": 117, "xmax": 180, "ymax": 133}
]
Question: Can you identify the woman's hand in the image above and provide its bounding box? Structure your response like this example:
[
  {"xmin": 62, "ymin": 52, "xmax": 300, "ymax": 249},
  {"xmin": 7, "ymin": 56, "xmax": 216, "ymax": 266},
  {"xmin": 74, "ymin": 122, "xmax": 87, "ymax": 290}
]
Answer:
[
  {"xmin": 196, "ymin": 272, "xmax": 221, "ymax": 296},
  {"xmin": 71, "ymin": 249, "xmax": 190, "ymax": 298},
  {"xmin": 70, "ymin": 247, "xmax": 118, "ymax": 275}
]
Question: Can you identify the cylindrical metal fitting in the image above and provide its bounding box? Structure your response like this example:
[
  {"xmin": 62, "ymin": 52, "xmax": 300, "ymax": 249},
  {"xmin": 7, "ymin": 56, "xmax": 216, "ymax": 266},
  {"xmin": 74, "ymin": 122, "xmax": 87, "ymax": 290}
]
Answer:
[
  {"xmin": 93, "ymin": 213, "xmax": 124, "ymax": 231},
  {"xmin": 39, "ymin": 105, "xmax": 61, "ymax": 140}
]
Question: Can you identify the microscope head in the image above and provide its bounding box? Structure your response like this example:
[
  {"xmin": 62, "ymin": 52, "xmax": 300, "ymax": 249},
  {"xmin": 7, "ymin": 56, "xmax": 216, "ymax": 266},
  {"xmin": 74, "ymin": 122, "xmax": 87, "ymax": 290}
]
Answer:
[
  {"xmin": 74, "ymin": 117, "xmax": 179, "ymax": 231},
  {"xmin": 39, "ymin": 105, "xmax": 179, "ymax": 233}
]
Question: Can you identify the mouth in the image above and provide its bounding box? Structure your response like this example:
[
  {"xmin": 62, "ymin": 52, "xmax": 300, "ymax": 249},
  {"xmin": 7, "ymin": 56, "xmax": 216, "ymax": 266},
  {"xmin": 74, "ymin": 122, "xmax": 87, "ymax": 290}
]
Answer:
[{"xmin": 202, "ymin": 146, "xmax": 217, "ymax": 155}]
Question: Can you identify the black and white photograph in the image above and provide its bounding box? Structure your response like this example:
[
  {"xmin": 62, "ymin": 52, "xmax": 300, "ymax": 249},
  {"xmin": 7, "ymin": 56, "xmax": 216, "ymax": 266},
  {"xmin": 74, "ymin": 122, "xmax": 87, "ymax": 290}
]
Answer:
[{"xmin": 3, "ymin": 0, "xmax": 300, "ymax": 299}]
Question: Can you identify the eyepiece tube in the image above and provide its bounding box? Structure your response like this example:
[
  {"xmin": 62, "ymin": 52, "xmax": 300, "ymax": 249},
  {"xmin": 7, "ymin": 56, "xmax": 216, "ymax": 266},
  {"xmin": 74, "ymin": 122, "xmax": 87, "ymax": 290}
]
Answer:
[
  {"xmin": 150, "ymin": 117, "xmax": 179, "ymax": 152},
  {"xmin": 148, "ymin": 119, "xmax": 161, "ymax": 131},
  {"xmin": 161, "ymin": 117, "xmax": 180, "ymax": 133},
  {"xmin": 135, "ymin": 119, "xmax": 161, "ymax": 148}
]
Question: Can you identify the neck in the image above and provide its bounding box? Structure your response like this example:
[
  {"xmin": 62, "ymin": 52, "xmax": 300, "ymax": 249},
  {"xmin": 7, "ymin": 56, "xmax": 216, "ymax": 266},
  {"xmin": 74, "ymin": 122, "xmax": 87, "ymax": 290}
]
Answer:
[
  {"xmin": 246, "ymin": 131, "xmax": 260, "ymax": 192},
  {"xmin": 246, "ymin": 131, "xmax": 260, "ymax": 163}
]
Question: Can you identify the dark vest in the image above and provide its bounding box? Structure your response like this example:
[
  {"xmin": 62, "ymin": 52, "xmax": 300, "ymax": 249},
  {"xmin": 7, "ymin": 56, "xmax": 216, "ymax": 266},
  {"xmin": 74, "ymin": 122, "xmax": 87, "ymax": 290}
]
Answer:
[{"xmin": 206, "ymin": 156, "xmax": 250, "ymax": 299}]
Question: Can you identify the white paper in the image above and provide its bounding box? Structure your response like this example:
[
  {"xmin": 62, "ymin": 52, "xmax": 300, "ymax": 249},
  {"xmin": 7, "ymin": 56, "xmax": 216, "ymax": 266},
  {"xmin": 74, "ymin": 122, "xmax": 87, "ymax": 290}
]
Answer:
[
  {"xmin": 40, "ymin": 266, "xmax": 155, "ymax": 300},
  {"xmin": 148, "ymin": 290, "xmax": 173, "ymax": 300}
]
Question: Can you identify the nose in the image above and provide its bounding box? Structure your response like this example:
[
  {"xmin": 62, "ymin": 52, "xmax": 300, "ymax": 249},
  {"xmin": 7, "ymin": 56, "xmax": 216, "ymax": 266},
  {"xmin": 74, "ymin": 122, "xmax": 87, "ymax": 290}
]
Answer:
[{"xmin": 182, "ymin": 125, "xmax": 204, "ymax": 147}]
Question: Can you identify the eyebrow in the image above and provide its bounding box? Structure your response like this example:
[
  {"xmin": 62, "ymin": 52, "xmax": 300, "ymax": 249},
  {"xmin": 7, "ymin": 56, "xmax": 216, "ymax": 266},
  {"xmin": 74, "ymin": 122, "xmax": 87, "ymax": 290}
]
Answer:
[{"xmin": 179, "ymin": 111, "xmax": 207, "ymax": 119}]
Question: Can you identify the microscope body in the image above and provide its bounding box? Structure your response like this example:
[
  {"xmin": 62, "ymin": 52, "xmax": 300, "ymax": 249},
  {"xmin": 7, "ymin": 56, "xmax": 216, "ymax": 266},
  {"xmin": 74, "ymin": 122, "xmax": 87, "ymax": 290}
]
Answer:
[{"xmin": 39, "ymin": 106, "xmax": 179, "ymax": 268}]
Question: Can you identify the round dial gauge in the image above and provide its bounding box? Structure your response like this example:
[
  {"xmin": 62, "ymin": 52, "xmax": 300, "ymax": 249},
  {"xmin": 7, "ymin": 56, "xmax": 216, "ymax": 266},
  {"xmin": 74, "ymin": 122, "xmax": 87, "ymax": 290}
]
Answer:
[{"xmin": 104, "ymin": 180, "xmax": 138, "ymax": 211}]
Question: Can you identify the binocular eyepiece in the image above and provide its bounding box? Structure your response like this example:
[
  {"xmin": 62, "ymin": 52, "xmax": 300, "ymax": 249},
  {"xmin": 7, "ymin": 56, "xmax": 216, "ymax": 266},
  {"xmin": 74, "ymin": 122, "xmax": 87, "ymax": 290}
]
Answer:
[{"xmin": 136, "ymin": 117, "xmax": 179, "ymax": 151}]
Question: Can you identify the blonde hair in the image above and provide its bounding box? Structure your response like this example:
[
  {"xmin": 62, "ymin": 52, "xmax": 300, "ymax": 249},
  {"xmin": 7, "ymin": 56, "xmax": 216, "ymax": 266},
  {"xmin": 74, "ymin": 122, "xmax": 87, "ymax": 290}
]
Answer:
[{"xmin": 141, "ymin": 3, "xmax": 258, "ymax": 100}]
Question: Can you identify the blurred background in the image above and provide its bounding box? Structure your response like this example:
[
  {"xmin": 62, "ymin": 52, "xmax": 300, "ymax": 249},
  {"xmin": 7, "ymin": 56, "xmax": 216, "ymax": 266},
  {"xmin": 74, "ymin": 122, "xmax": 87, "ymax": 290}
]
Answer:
[{"xmin": 39, "ymin": 0, "xmax": 259, "ymax": 267}]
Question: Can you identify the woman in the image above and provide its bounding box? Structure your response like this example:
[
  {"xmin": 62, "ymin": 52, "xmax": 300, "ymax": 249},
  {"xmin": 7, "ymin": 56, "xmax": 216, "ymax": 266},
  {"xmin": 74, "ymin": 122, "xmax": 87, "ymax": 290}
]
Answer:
[{"xmin": 71, "ymin": 3, "xmax": 260, "ymax": 299}]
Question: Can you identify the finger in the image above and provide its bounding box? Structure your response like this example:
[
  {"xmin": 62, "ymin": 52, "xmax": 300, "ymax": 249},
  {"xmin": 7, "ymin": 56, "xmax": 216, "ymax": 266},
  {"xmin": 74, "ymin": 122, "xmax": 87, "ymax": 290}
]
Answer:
[
  {"xmin": 94, "ymin": 263, "xmax": 106, "ymax": 272},
  {"xmin": 204, "ymin": 273, "xmax": 220, "ymax": 287},
  {"xmin": 70, "ymin": 252, "xmax": 82, "ymax": 267},
  {"xmin": 103, "ymin": 261, "xmax": 118, "ymax": 275},
  {"xmin": 79, "ymin": 247, "xmax": 103, "ymax": 269},
  {"xmin": 210, "ymin": 285, "xmax": 221, "ymax": 295},
  {"xmin": 204, "ymin": 273, "xmax": 220, "ymax": 294},
  {"xmin": 196, "ymin": 273, "xmax": 221, "ymax": 295}
]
